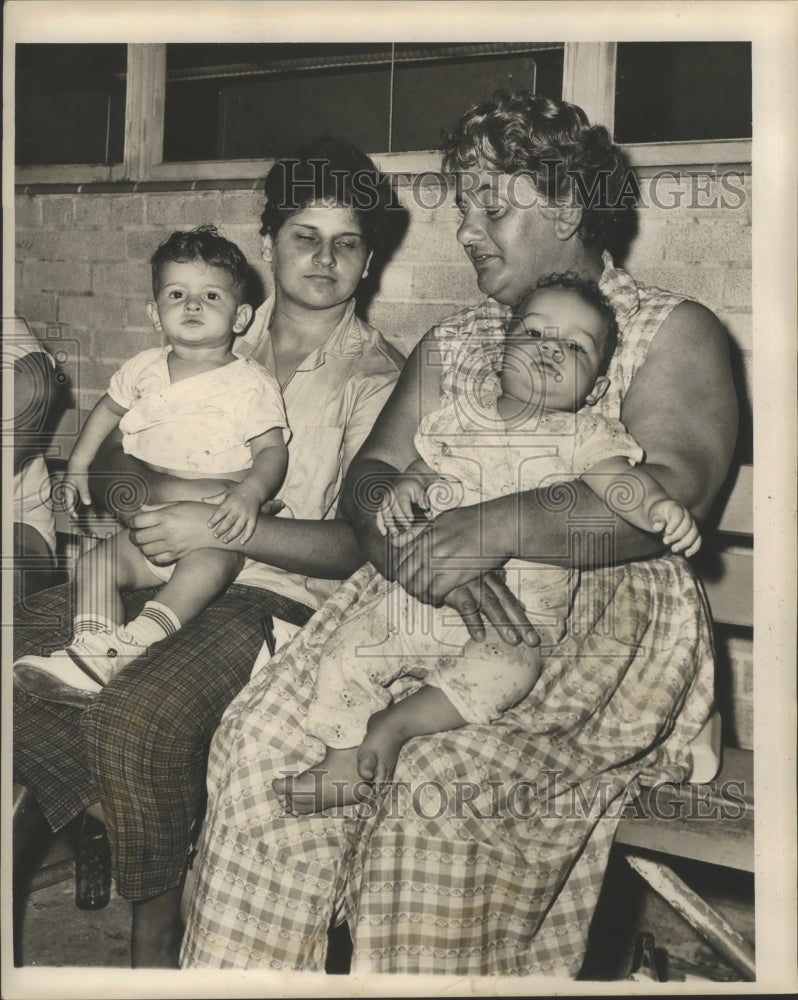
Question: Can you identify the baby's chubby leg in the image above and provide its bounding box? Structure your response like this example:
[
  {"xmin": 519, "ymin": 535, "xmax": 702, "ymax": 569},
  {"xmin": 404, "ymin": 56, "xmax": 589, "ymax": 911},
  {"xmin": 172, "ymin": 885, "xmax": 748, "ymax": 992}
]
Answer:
[
  {"xmin": 358, "ymin": 624, "xmax": 542, "ymax": 783},
  {"xmin": 155, "ymin": 548, "xmax": 244, "ymax": 627}
]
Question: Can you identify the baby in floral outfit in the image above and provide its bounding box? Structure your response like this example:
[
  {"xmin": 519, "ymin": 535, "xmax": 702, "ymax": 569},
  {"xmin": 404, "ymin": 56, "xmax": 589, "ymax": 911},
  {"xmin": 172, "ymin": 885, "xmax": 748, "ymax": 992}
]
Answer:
[
  {"xmin": 15, "ymin": 226, "xmax": 289, "ymax": 704},
  {"xmin": 274, "ymin": 273, "xmax": 701, "ymax": 813}
]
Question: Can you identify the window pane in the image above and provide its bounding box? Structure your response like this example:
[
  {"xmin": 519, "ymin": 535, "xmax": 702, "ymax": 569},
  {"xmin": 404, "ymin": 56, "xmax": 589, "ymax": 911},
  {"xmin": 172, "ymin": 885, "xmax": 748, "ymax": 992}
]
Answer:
[
  {"xmin": 163, "ymin": 43, "xmax": 563, "ymax": 161},
  {"xmin": 15, "ymin": 44, "xmax": 127, "ymax": 166},
  {"xmin": 614, "ymin": 42, "xmax": 752, "ymax": 144},
  {"xmin": 391, "ymin": 44, "xmax": 563, "ymax": 151}
]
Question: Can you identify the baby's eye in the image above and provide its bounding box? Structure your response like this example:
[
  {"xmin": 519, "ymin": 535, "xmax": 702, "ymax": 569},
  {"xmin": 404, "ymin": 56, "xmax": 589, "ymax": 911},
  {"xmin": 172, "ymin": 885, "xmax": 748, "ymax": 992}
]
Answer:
[
  {"xmin": 167, "ymin": 290, "xmax": 184, "ymax": 300},
  {"xmin": 565, "ymin": 341, "xmax": 587, "ymax": 355},
  {"xmin": 524, "ymin": 326, "xmax": 543, "ymax": 339},
  {"xmin": 205, "ymin": 291, "xmax": 220, "ymax": 301}
]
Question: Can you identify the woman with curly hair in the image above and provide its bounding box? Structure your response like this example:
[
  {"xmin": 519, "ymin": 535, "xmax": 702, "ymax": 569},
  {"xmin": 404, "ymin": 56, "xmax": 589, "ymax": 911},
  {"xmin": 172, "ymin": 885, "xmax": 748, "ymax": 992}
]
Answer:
[{"xmin": 181, "ymin": 92, "xmax": 736, "ymax": 976}]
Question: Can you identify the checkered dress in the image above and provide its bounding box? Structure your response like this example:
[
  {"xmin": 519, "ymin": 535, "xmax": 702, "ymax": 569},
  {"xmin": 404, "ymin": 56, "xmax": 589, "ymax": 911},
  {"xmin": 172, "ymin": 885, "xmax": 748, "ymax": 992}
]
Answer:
[{"xmin": 180, "ymin": 258, "xmax": 716, "ymax": 974}]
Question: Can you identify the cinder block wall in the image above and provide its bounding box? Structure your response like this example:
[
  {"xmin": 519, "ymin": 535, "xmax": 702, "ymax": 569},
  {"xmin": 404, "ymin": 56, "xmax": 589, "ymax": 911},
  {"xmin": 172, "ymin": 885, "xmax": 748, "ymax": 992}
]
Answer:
[{"xmin": 14, "ymin": 164, "xmax": 753, "ymax": 747}]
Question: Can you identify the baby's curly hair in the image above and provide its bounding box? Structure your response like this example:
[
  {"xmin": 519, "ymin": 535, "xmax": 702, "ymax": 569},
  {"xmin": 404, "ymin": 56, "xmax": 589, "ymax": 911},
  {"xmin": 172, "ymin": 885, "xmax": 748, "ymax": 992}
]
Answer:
[
  {"xmin": 151, "ymin": 225, "xmax": 249, "ymax": 298},
  {"xmin": 442, "ymin": 91, "xmax": 630, "ymax": 250},
  {"xmin": 524, "ymin": 271, "xmax": 619, "ymax": 374}
]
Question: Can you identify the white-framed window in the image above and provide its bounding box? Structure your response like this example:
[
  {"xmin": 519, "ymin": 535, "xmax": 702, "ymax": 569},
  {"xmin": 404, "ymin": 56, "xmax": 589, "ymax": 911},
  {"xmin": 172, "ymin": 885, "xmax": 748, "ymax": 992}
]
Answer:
[{"xmin": 15, "ymin": 41, "xmax": 752, "ymax": 186}]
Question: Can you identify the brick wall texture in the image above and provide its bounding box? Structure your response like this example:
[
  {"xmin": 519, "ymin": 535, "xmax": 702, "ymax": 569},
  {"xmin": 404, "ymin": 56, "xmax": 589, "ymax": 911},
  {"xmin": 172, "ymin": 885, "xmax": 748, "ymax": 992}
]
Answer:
[{"xmin": 13, "ymin": 166, "xmax": 754, "ymax": 748}]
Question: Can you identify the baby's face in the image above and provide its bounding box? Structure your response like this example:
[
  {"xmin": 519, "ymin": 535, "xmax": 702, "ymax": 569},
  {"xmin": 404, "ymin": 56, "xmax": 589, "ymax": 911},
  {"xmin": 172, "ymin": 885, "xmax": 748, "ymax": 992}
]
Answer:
[
  {"xmin": 149, "ymin": 259, "xmax": 250, "ymax": 352},
  {"xmin": 501, "ymin": 286, "xmax": 610, "ymax": 413}
]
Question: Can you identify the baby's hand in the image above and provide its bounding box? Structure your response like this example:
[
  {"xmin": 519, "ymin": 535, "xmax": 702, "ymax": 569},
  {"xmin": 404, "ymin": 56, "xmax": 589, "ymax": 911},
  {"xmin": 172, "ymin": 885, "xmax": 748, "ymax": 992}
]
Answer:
[
  {"xmin": 60, "ymin": 462, "xmax": 92, "ymax": 518},
  {"xmin": 376, "ymin": 474, "xmax": 432, "ymax": 542},
  {"xmin": 207, "ymin": 484, "xmax": 263, "ymax": 544},
  {"xmin": 650, "ymin": 498, "xmax": 702, "ymax": 557}
]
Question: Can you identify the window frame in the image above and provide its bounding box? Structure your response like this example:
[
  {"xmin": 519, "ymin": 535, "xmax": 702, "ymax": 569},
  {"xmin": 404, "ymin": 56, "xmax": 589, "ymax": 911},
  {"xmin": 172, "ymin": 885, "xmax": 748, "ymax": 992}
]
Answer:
[{"xmin": 15, "ymin": 41, "xmax": 752, "ymax": 186}]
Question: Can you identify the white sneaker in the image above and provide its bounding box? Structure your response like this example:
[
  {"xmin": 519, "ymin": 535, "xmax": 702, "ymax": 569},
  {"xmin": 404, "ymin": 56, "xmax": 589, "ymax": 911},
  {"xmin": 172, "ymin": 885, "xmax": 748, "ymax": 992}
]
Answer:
[{"xmin": 14, "ymin": 628, "xmax": 148, "ymax": 707}]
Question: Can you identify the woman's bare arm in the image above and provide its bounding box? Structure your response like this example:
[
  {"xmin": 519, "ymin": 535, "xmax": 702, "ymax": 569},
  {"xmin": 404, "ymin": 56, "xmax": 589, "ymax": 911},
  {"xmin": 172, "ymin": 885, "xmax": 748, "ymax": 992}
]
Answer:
[{"xmin": 345, "ymin": 302, "xmax": 738, "ymax": 639}]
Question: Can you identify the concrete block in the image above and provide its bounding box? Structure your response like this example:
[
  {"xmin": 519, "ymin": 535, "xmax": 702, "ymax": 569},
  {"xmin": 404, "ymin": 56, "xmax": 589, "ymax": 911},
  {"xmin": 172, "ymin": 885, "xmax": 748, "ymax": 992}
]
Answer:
[
  {"xmin": 58, "ymin": 294, "xmax": 128, "ymax": 331},
  {"xmin": 722, "ymin": 269, "xmax": 752, "ymax": 310},
  {"xmin": 14, "ymin": 290, "xmax": 58, "ymax": 325},
  {"xmin": 664, "ymin": 221, "xmax": 751, "ymax": 265},
  {"xmin": 92, "ymin": 261, "xmax": 151, "ymax": 298},
  {"xmin": 126, "ymin": 230, "xmax": 162, "ymax": 259},
  {"xmin": 75, "ymin": 197, "xmax": 112, "ymax": 229},
  {"xmin": 373, "ymin": 264, "xmax": 414, "ymax": 300},
  {"xmin": 110, "ymin": 195, "xmax": 146, "ymax": 227},
  {"xmin": 145, "ymin": 194, "xmax": 186, "ymax": 226},
  {"xmin": 183, "ymin": 193, "xmax": 224, "ymax": 226},
  {"xmin": 98, "ymin": 323, "xmax": 160, "ymax": 358},
  {"xmin": 23, "ymin": 260, "xmax": 92, "ymax": 294},
  {"xmin": 42, "ymin": 197, "xmax": 75, "ymax": 228},
  {"xmin": 218, "ymin": 225, "xmax": 263, "ymax": 262},
  {"xmin": 55, "ymin": 230, "xmax": 127, "ymax": 263},
  {"xmin": 221, "ymin": 190, "xmax": 265, "ymax": 225},
  {"xmin": 632, "ymin": 265, "xmax": 725, "ymax": 310},
  {"xmin": 392, "ymin": 215, "xmax": 467, "ymax": 264},
  {"xmin": 623, "ymin": 216, "xmax": 668, "ymax": 270},
  {"xmin": 368, "ymin": 300, "xmax": 463, "ymax": 355},
  {"xmin": 412, "ymin": 264, "xmax": 479, "ymax": 301},
  {"xmin": 15, "ymin": 195, "xmax": 42, "ymax": 228},
  {"xmin": 16, "ymin": 230, "xmax": 58, "ymax": 261}
]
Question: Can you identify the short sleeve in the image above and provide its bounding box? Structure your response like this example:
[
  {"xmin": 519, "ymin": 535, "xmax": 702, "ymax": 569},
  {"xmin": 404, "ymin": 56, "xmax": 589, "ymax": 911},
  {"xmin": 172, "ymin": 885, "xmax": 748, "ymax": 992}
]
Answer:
[
  {"xmin": 239, "ymin": 361, "xmax": 290, "ymax": 445},
  {"xmin": 107, "ymin": 348, "xmax": 165, "ymax": 411},
  {"xmin": 572, "ymin": 412, "xmax": 644, "ymax": 476}
]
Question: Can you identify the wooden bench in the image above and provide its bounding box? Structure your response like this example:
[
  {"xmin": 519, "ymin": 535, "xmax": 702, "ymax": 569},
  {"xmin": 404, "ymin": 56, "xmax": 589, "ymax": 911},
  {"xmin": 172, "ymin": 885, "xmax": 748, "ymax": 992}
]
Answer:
[{"xmin": 613, "ymin": 462, "xmax": 755, "ymax": 979}]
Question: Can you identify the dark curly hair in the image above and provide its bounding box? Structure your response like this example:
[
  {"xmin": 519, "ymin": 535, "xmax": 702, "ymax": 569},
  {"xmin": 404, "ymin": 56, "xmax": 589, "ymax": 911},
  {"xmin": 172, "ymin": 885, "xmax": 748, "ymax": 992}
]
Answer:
[
  {"xmin": 260, "ymin": 136, "xmax": 395, "ymax": 252},
  {"xmin": 522, "ymin": 271, "xmax": 619, "ymax": 374},
  {"xmin": 442, "ymin": 91, "xmax": 630, "ymax": 250},
  {"xmin": 150, "ymin": 225, "xmax": 249, "ymax": 298}
]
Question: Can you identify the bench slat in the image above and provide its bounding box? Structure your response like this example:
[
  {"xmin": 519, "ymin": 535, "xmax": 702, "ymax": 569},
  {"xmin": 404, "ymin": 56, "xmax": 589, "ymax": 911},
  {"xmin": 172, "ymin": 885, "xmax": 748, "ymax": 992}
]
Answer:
[{"xmin": 614, "ymin": 748, "xmax": 754, "ymax": 872}]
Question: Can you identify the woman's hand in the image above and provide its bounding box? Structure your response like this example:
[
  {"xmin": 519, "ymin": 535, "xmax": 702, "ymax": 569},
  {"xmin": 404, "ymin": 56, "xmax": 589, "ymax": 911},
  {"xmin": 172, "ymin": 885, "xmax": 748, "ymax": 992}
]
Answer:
[
  {"xmin": 127, "ymin": 499, "xmax": 284, "ymax": 563},
  {"xmin": 389, "ymin": 503, "xmax": 538, "ymax": 646}
]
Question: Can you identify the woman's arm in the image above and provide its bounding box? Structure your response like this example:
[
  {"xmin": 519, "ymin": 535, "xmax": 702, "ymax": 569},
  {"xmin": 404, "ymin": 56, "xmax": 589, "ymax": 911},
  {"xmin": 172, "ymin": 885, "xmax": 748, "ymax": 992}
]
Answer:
[
  {"xmin": 349, "ymin": 302, "xmax": 738, "ymax": 637},
  {"xmin": 127, "ymin": 501, "xmax": 366, "ymax": 579},
  {"xmin": 340, "ymin": 330, "xmax": 443, "ymax": 575}
]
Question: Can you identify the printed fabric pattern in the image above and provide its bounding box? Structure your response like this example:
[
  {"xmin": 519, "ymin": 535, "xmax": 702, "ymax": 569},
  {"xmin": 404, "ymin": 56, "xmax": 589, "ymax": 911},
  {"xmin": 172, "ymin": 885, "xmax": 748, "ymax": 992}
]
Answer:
[{"xmin": 180, "ymin": 253, "xmax": 715, "ymax": 975}]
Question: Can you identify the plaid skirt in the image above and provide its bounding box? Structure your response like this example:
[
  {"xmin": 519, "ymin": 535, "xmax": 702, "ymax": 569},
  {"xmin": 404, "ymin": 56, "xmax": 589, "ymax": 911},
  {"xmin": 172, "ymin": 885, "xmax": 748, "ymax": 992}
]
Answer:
[
  {"xmin": 13, "ymin": 582, "xmax": 312, "ymax": 900},
  {"xmin": 181, "ymin": 554, "xmax": 715, "ymax": 975}
]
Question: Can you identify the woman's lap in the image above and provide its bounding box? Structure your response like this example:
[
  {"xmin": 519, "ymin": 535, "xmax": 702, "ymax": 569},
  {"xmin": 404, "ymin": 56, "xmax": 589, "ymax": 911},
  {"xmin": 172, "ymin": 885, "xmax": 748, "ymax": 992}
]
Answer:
[
  {"xmin": 13, "ymin": 581, "xmax": 313, "ymax": 900},
  {"xmin": 182, "ymin": 557, "xmax": 714, "ymax": 974}
]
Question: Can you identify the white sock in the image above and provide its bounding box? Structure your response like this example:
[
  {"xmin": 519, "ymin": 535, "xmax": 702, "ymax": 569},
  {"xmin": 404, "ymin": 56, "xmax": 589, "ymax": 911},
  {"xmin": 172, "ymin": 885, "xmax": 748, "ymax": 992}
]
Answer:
[
  {"xmin": 122, "ymin": 601, "xmax": 181, "ymax": 648},
  {"xmin": 72, "ymin": 614, "xmax": 116, "ymax": 642}
]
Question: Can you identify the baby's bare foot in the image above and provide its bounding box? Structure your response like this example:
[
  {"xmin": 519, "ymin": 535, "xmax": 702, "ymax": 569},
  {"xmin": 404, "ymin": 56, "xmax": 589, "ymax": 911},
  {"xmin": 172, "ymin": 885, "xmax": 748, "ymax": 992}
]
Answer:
[
  {"xmin": 356, "ymin": 706, "xmax": 411, "ymax": 784},
  {"xmin": 272, "ymin": 746, "xmax": 372, "ymax": 814}
]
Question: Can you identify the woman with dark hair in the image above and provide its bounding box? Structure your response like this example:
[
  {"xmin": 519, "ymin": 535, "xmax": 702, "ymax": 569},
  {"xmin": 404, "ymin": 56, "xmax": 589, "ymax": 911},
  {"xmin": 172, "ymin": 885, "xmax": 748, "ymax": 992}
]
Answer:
[
  {"xmin": 180, "ymin": 93, "xmax": 736, "ymax": 976},
  {"xmin": 12, "ymin": 137, "xmax": 404, "ymax": 966}
]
